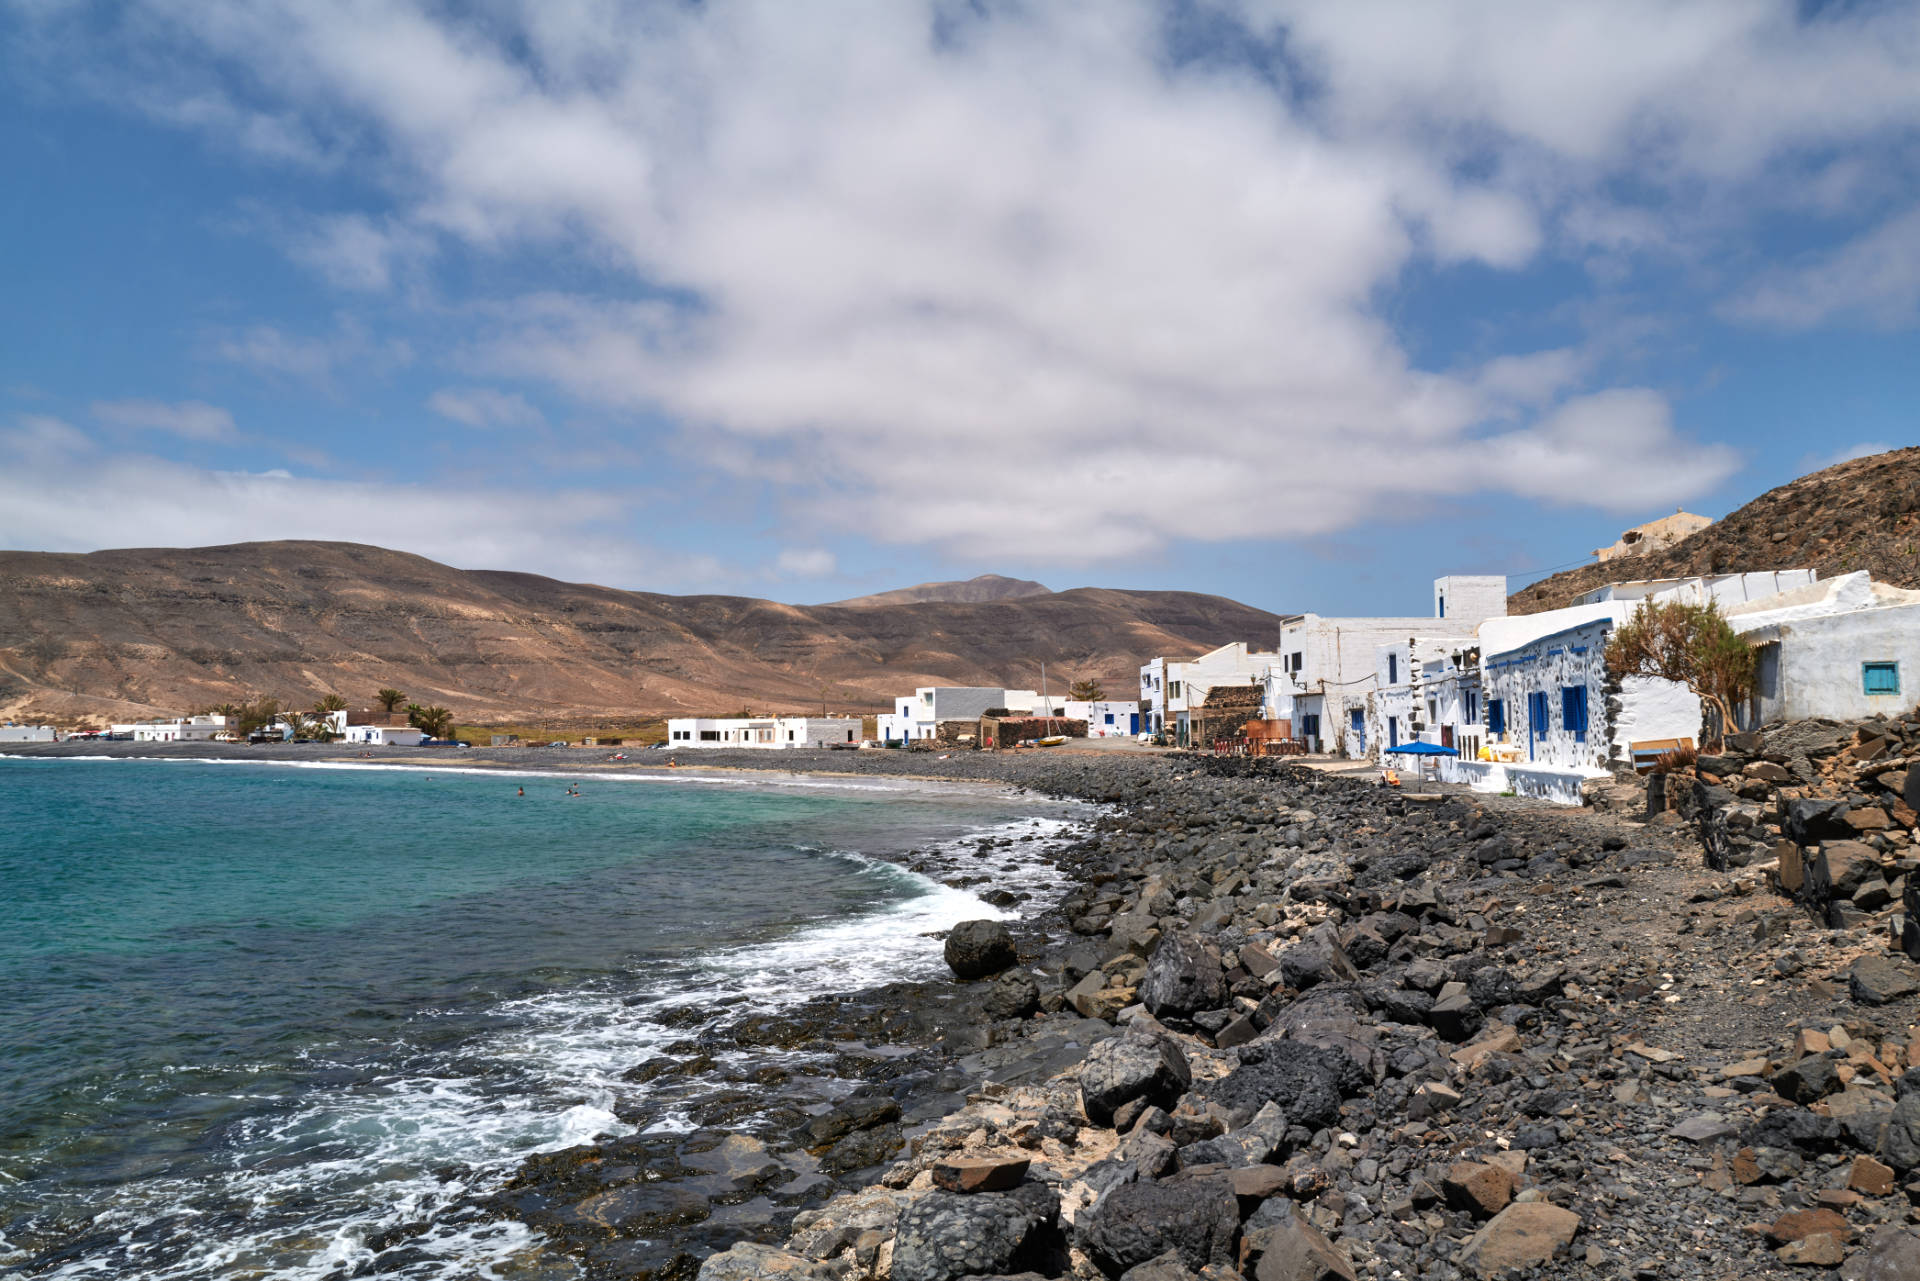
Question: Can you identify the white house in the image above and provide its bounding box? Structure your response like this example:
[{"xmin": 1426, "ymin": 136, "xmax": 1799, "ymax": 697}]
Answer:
[
  {"xmin": 0, "ymin": 724, "xmax": 57, "ymax": 742},
  {"xmin": 342, "ymin": 724, "xmax": 427, "ymax": 746},
  {"xmin": 1063, "ymin": 699, "xmax": 1142, "ymax": 738},
  {"xmin": 123, "ymin": 714, "xmax": 230, "ymax": 743},
  {"xmin": 1364, "ymin": 638, "xmax": 1480, "ymax": 759},
  {"xmin": 1467, "ymin": 568, "xmax": 1829, "ymax": 803},
  {"xmin": 1139, "ymin": 643, "xmax": 1280, "ymax": 747},
  {"xmin": 1726, "ymin": 572, "xmax": 1920, "ymax": 724},
  {"xmin": 665, "ymin": 716, "xmax": 863, "ymax": 749},
  {"xmin": 1271, "ymin": 575, "xmax": 1506, "ymax": 756},
  {"xmin": 876, "ymin": 687, "xmax": 1014, "ymax": 744}
]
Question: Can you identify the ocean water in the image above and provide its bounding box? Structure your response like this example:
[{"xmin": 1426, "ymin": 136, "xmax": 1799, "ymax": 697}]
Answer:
[{"xmin": 0, "ymin": 757, "xmax": 1074, "ymax": 1279}]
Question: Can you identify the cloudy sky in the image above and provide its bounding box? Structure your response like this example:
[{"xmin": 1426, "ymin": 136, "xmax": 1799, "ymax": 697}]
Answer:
[{"xmin": 2, "ymin": 0, "xmax": 1915, "ymax": 612}]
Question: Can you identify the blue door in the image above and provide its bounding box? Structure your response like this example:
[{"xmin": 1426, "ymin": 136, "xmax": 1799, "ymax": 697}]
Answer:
[
  {"xmin": 1350, "ymin": 707, "xmax": 1365, "ymax": 752},
  {"xmin": 1129, "ymin": 713, "xmax": 1139, "ymax": 734}
]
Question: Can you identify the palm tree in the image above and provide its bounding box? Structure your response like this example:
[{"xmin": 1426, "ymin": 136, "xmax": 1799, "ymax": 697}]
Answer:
[
  {"xmin": 314, "ymin": 693, "xmax": 348, "ymax": 714},
  {"xmin": 409, "ymin": 705, "xmax": 455, "ymax": 738},
  {"xmin": 376, "ymin": 688, "xmax": 406, "ymax": 715}
]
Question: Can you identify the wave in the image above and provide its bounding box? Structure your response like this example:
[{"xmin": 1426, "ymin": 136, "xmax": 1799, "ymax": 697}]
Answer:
[{"xmin": 8, "ymin": 809, "xmax": 1075, "ymax": 1280}]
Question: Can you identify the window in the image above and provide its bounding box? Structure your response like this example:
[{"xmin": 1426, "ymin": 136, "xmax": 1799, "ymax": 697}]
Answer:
[
  {"xmin": 1864, "ymin": 662, "xmax": 1901, "ymax": 696},
  {"xmin": 1466, "ymin": 691, "xmax": 1478, "ymax": 723},
  {"xmin": 1561, "ymin": 685, "xmax": 1589, "ymax": 743},
  {"xmin": 700, "ymin": 730, "xmax": 720, "ymax": 741},
  {"xmin": 1387, "ymin": 653, "xmax": 1398, "ymax": 684},
  {"xmin": 1527, "ymin": 690, "xmax": 1551, "ymax": 740},
  {"xmin": 1438, "ymin": 593, "xmax": 1446, "ymax": 618},
  {"xmin": 1486, "ymin": 698, "xmax": 1504, "ymax": 735},
  {"xmin": 1103, "ymin": 712, "xmax": 1114, "ymax": 724},
  {"xmin": 1169, "ymin": 680, "xmax": 1182, "ymax": 699}
]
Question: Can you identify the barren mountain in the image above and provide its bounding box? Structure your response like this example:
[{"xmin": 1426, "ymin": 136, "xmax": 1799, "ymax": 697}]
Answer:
[
  {"xmin": 0, "ymin": 542, "xmax": 1280, "ymax": 724},
  {"xmin": 1512, "ymin": 446, "xmax": 1920, "ymax": 613},
  {"xmin": 828, "ymin": 573, "xmax": 1052, "ymax": 607}
]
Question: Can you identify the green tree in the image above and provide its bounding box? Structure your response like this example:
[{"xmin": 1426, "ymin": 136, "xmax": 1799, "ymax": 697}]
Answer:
[
  {"xmin": 314, "ymin": 693, "xmax": 348, "ymax": 714},
  {"xmin": 1604, "ymin": 598, "xmax": 1757, "ymax": 751},
  {"xmin": 236, "ymin": 698, "xmax": 281, "ymax": 736},
  {"xmin": 409, "ymin": 704, "xmax": 456, "ymax": 738},
  {"xmin": 375, "ymin": 688, "xmax": 407, "ymax": 715},
  {"xmin": 1068, "ymin": 678, "xmax": 1104, "ymax": 702}
]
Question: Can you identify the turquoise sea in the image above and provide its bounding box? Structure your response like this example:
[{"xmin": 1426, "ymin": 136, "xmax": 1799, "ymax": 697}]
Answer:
[{"xmin": 0, "ymin": 757, "xmax": 1070, "ymax": 1278}]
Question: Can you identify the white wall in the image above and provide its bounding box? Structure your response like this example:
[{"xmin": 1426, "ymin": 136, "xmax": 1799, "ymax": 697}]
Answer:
[
  {"xmin": 1064, "ymin": 700, "xmax": 1141, "ymax": 737},
  {"xmin": 1754, "ymin": 603, "xmax": 1920, "ymax": 722},
  {"xmin": 0, "ymin": 725, "xmax": 56, "ymax": 742}
]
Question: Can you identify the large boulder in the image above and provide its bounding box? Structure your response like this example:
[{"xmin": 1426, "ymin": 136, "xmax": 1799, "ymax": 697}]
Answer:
[
  {"xmin": 1788, "ymin": 798, "xmax": 1854, "ymax": 846},
  {"xmin": 1076, "ymin": 1175, "xmax": 1239, "ymax": 1277},
  {"xmin": 1809, "ymin": 841, "xmax": 1885, "ymax": 905},
  {"xmin": 1081, "ymin": 1030, "xmax": 1192, "ymax": 1126},
  {"xmin": 890, "ymin": 1184, "xmax": 1061, "ymax": 1281},
  {"xmin": 698, "ymin": 1243, "xmax": 836, "ymax": 1281},
  {"xmin": 1275, "ymin": 926, "xmax": 1357, "ymax": 991},
  {"xmin": 1138, "ymin": 933, "xmax": 1227, "ymax": 1020},
  {"xmin": 1841, "ymin": 1228, "xmax": 1920, "ymax": 1281},
  {"xmin": 1851, "ymin": 954, "xmax": 1920, "ymax": 1006},
  {"xmin": 1243, "ymin": 1214, "xmax": 1357, "ymax": 1281},
  {"xmin": 1197, "ymin": 1039, "xmax": 1353, "ymax": 1132},
  {"xmin": 1881, "ymin": 1095, "xmax": 1920, "ymax": 1172},
  {"xmin": 1456, "ymin": 1203, "xmax": 1581, "ymax": 1277},
  {"xmin": 945, "ymin": 920, "xmax": 1018, "ymax": 979}
]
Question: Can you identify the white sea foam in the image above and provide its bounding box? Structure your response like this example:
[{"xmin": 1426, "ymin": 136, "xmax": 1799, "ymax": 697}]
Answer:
[{"xmin": 19, "ymin": 804, "xmax": 1078, "ymax": 1281}]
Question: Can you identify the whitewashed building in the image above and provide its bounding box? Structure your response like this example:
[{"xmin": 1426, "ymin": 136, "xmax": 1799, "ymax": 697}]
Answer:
[
  {"xmin": 1063, "ymin": 699, "xmax": 1142, "ymax": 738},
  {"xmin": 1270, "ymin": 576, "xmax": 1506, "ymax": 756},
  {"xmin": 116, "ymin": 714, "xmax": 230, "ymax": 742},
  {"xmin": 1727, "ymin": 572, "xmax": 1920, "ymax": 724},
  {"xmin": 1140, "ymin": 643, "xmax": 1280, "ymax": 747},
  {"xmin": 1467, "ymin": 569, "xmax": 1829, "ymax": 803},
  {"xmin": 876, "ymin": 687, "xmax": 1015, "ymax": 744},
  {"xmin": 342, "ymin": 724, "xmax": 427, "ymax": 746},
  {"xmin": 666, "ymin": 716, "xmax": 863, "ymax": 749},
  {"xmin": 0, "ymin": 724, "xmax": 57, "ymax": 742},
  {"xmin": 1364, "ymin": 638, "xmax": 1481, "ymax": 760}
]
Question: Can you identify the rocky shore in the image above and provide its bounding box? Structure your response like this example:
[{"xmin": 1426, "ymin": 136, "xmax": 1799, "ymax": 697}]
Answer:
[
  {"xmin": 12, "ymin": 739, "xmax": 1920, "ymax": 1279},
  {"xmin": 662, "ymin": 751, "xmax": 1920, "ymax": 1281}
]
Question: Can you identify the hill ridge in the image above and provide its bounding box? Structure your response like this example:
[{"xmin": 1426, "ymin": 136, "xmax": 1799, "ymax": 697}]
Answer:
[
  {"xmin": 0, "ymin": 540, "xmax": 1278, "ymax": 723},
  {"xmin": 1512, "ymin": 446, "xmax": 1920, "ymax": 613}
]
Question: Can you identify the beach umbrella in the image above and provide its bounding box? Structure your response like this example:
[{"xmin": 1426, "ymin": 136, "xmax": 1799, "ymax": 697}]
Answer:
[{"xmin": 1383, "ymin": 741, "xmax": 1459, "ymax": 756}]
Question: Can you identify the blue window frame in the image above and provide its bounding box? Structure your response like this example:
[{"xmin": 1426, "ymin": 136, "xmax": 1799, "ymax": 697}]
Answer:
[
  {"xmin": 1388, "ymin": 653, "xmax": 1398, "ymax": 684},
  {"xmin": 1561, "ymin": 685, "xmax": 1589, "ymax": 743},
  {"xmin": 1465, "ymin": 691, "xmax": 1478, "ymax": 723},
  {"xmin": 1864, "ymin": 662, "xmax": 1901, "ymax": 696},
  {"xmin": 1527, "ymin": 690, "xmax": 1550, "ymax": 740},
  {"xmin": 1486, "ymin": 698, "xmax": 1505, "ymax": 735}
]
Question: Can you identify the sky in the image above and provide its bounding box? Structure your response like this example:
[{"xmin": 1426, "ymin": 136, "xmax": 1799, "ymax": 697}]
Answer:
[{"xmin": 1, "ymin": 0, "xmax": 1916, "ymax": 615}]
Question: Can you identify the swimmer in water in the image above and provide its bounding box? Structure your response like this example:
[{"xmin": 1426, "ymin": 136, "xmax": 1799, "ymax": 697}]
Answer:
[{"xmin": 517, "ymin": 786, "xmax": 524, "ymax": 796}]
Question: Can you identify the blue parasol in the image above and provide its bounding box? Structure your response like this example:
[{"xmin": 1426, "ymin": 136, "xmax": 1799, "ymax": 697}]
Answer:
[{"xmin": 1383, "ymin": 741, "xmax": 1460, "ymax": 757}]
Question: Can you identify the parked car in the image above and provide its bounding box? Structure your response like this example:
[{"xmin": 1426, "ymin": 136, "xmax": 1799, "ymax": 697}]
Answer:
[{"xmin": 548, "ymin": 740, "xmax": 569, "ymax": 747}]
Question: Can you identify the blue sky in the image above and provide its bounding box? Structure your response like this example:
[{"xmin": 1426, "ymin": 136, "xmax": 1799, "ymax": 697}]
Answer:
[{"xmin": 2, "ymin": 1, "xmax": 1916, "ymax": 615}]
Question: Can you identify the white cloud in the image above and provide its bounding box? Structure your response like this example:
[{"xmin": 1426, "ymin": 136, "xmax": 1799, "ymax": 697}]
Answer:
[
  {"xmin": 92, "ymin": 398, "xmax": 238, "ymax": 441},
  {"xmin": 210, "ymin": 318, "xmax": 412, "ymax": 383},
  {"xmin": 426, "ymin": 386, "xmax": 546, "ymax": 429},
  {"xmin": 774, "ymin": 547, "xmax": 836, "ymax": 577},
  {"xmin": 27, "ymin": 0, "xmax": 1907, "ymax": 561},
  {"xmin": 0, "ymin": 418, "xmax": 722, "ymax": 589},
  {"xmin": 1723, "ymin": 206, "xmax": 1920, "ymax": 329},
  {"xmin": 289, "ymin": 213, "xmax": 432, "ymax": 291}
]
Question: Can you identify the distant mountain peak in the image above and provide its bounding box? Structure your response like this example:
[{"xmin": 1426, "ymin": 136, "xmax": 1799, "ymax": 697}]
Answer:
[{"xmin": 826, "ymin": 573, "xmax": 1053, "ymax": 608}]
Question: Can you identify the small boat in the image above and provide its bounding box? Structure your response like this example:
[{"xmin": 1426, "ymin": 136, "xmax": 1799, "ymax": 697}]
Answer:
[{"xmin": 1035, "ymin": 735, "xmax": 1069, "ymax": 748}]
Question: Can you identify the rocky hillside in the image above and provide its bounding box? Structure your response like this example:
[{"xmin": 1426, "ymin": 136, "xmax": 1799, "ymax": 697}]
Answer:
[
  {"xmin": 0, "ymin": 541, "xmax": 1279, "ymax": 723},
  {"xmin": 1512, "ymin": 445, "xmax": 1920, "ymax": 613},
  {"xmin": 829, "ymin": 574, "xmax": 1053, "ymax": 607}
]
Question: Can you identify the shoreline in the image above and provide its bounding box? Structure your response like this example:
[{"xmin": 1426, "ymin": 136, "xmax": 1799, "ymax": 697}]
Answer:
[{"xmin": 13, "ymin": 741, "xmax": 1919, "ymax": 1279}]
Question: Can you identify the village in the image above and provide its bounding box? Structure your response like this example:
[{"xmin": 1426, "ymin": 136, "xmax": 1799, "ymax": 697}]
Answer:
[
  {"xmin": 661, "ymin": 509, "xmax": 1920, "ymax": 809},
  {"xmin": 7, "ymin": 511, "xmax": 1916, "ymax": 813}
]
